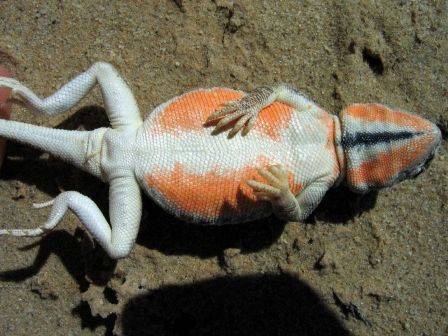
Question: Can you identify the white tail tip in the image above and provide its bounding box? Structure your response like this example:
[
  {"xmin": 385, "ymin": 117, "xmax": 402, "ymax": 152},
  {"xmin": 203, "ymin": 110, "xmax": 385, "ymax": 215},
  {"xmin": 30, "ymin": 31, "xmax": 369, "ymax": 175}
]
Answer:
[{"xmin": 33, "ymin": 199, "xmax": 55, "ymax": 209}]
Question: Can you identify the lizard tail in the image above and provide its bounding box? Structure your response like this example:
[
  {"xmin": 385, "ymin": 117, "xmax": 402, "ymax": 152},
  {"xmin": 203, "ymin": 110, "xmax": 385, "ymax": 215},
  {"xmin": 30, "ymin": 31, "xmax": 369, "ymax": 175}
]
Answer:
[
  {"xmin": 0, "ymin": 199, "xmax": 59, "ymax": 237},
  {"xmin": 0, "ymin": 227, "xmax": 48, "ymax": 237}
]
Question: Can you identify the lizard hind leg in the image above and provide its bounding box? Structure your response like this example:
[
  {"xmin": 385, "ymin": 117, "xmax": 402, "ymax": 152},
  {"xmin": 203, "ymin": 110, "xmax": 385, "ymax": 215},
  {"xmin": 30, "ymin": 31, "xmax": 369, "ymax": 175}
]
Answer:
[
  {"xmin": 0, "ymin": 62, "xmax": 142, "ymax": 130},
  {"xmin": 0, "ymin": 192, "xmax": 104, "ymax": 238},
  {"xmin": 0, "ymin": 176, "xmax": 142, "ymax": 260}
]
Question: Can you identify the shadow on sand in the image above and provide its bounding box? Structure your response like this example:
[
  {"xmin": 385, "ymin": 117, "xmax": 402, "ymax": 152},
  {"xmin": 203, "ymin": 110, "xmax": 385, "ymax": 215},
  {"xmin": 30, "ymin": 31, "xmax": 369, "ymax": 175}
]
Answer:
[{"xmin": 121, "ymin": 273, "xmax": 352, "ymax": 336}]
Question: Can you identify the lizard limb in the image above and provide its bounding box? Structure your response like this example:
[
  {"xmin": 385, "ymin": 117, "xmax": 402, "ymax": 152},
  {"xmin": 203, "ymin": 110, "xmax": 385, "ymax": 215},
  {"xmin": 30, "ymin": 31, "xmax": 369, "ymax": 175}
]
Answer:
[
  {"xmin": 0, "ymin": 175, "xmax": 142, "ymax": 259},
  {"xmin": 247, "ymin": 164, "xmax": 329, "ymax": 221},
  {"xmin": 207, "ymin": 84, "xmax": 316, "ymax": 136},
  {"xmin": 0, "ymin": 62, "xmax": 142, "ymax": 130}
]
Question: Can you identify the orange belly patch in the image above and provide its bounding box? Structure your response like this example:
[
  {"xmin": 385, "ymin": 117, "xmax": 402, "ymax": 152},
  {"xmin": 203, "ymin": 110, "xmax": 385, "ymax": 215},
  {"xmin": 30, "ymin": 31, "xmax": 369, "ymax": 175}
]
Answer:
[
  {"xmin": 150, "ymin": 88, "xmax": 295, "ymax": 141},
  {"xmin": 152, "ymin": 89, "xmax": 243, "ymax": 135},
  {"xmin": 255, "ymin": 100, "xmax": 295, "ymax": 140},
  {"xmin": 145, "ymin": 161, "xmax": 303, "ymax": 223}
]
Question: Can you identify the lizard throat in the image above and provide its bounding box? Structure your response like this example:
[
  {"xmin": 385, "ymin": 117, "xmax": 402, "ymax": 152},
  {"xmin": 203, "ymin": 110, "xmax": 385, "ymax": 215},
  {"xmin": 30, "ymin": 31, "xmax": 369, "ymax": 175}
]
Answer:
[{"xmin": 332, "ymin": 115, "xmax": 346, "ymax": 186}]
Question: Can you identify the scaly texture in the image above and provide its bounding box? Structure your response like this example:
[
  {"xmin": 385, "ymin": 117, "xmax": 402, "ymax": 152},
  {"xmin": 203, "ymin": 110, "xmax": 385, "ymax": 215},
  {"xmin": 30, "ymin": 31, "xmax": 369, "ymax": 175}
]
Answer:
[
  {"xmin": 0, "ymin": 63, "xmax": 441, "ymax": 259},
  {"xmin": 340, "ymin": 103, "xmax": 441, "ymax": 192}
]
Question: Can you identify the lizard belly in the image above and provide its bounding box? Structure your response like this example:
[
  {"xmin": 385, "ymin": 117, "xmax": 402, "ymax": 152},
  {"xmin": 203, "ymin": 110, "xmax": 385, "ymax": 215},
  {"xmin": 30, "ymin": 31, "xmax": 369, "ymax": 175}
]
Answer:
[
  {"xmin": 137, "ymin": 88, "xmax": 334, "ymax": 225},
  {"xmin": 143, "ymin": 132, "xmax": 303, "ymax": 224}
]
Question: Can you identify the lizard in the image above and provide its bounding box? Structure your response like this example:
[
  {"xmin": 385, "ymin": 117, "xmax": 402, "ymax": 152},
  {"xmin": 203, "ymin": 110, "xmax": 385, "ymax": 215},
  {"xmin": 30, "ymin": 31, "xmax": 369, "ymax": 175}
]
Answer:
[{"xmin": 0, "ymin": 62, "xmax": 441, "ymax": 259}]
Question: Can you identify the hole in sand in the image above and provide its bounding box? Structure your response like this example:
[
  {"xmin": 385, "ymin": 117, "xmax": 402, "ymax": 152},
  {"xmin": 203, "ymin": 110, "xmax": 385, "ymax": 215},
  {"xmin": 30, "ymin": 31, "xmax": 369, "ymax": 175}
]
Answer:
[{"xmin": 362, "ymin": 47, "xmax": 384, "ymax": 75}]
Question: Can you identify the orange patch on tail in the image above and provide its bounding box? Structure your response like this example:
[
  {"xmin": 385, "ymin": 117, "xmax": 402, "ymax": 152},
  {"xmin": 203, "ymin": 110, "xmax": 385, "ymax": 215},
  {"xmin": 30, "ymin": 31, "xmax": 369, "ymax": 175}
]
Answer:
[
  {"xmin": 346, "ymin": 104, "xmax": 433, "ymax": 131},
  {"xmin": 145, "ymin": 162, "xmax": 302, "ymax": 221}
]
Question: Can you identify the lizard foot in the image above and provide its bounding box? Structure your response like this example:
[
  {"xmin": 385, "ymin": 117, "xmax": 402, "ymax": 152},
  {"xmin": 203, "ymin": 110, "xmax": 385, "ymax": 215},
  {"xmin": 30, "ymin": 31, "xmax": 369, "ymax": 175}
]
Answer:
[
  {"xmin": 247, "ymin": 164, "xmax": 300, "ymax": 220},
  {"xmin": 0, "ymin": 197, "xmax": 61, "ymax": 237},
  {"xmin": 247, "ymin": 164, "xmax": 295, "ymax": 202},
  {"xmin": 206, "ymin": 86, "xmax": 275, "ymax": 137}
]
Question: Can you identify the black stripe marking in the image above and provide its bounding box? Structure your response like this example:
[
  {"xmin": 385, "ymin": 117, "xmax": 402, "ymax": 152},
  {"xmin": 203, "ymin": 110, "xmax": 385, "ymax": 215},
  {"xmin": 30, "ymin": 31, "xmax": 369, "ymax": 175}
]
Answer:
[{"xmin": 341, "ymin": 131, "xmax": 423, "ymax": 149}]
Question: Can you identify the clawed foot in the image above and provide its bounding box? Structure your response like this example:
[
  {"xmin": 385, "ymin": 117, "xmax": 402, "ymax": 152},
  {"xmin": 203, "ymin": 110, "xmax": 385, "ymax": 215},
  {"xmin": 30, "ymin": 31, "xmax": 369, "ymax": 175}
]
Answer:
[
  {"xmin": 247, "ymin": 164, "xmax": 295, "ymax": 202},
  {"xmin": 247, "ymin": 164, "xmax": 301, "ymax": 220},
  {"xmin": 206, "ymin": 86, "xmax": 275, "ymax": 137}
]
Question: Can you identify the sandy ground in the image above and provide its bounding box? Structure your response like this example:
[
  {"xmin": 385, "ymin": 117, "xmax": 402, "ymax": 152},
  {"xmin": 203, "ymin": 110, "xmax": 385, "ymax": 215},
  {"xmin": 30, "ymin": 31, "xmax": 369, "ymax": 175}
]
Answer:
[{"xmin": 0, "ymin": 1, "xmax": 447, "ymax": 335}]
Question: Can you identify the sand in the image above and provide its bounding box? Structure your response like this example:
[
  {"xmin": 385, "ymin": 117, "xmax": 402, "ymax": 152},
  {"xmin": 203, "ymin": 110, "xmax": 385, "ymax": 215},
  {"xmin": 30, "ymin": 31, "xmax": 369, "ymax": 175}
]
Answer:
[{"xmin": 0, "ymin": 1, "xmax": 446, "ymax": 335}]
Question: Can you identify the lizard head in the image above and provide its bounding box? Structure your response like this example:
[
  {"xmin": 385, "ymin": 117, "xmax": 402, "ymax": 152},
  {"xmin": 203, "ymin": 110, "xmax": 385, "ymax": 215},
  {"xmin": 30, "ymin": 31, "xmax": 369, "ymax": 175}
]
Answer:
[{"xmin": 339, "ymin": 103, "xmax": 441, "ymax": 193}]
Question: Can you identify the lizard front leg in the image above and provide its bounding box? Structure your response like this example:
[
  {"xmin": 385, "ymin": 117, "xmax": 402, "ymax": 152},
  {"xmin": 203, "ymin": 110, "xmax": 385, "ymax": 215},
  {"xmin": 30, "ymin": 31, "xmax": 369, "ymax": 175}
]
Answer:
[
  {"xmin": 0, "ymin": 175, "xmax": 142, "ymax": 259},
  {"xmin": 206, "ymin": 84, "xmax": 317, "ymax": 136},
  {"xmin": 0, "ymin": 62, "xmax": 142, "ymax": 130},
  {"xmin": 247, "ymin": 164, "xmax": 329, "ymax": 222}
]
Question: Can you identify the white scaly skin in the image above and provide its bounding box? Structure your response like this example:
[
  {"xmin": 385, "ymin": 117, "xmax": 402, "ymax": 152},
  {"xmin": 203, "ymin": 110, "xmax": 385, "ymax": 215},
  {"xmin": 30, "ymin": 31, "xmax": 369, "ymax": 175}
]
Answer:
[
  {"xmin": 0, "ymin": 63, "xmax": 143, "ymax": 259},
  {"xmin": 206, "ymin": 84, "xmax": 337, "ymax": 221},
  {"xmin": 0, "ymin": 63, "xmax": 440, "ymax": 259},
  {"xmin": 0, "ymin": 64, "xmax": 328, "ymax": 258}
]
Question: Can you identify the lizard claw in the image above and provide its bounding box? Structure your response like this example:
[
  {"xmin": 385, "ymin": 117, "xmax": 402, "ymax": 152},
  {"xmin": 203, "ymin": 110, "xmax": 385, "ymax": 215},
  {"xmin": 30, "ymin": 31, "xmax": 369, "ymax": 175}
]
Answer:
[
  {"xmin": 246, "ymin": 164, "xmax": 292, "ymax": 202},
  {"xmin": 206, "ymin": 86, "xmax": 275, "ymax": 137},
  {"xmin": 206, "ymin": 100, "xmax": 241, "ymax": 122},
  {"xmin": 207, "ymin": 100, "xmax": 259, "ymax": 137}
]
